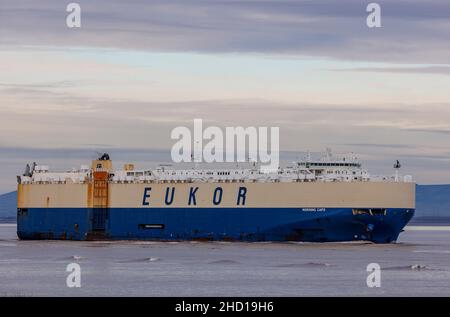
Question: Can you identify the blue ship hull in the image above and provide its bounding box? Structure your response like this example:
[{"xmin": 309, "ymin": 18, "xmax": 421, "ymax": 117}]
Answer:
[{"xmin": 17, "ymin": 207, "xmax": 414, "ymax": 243}]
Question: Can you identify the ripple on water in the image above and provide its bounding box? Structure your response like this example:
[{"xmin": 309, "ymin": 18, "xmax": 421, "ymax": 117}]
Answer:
[
  {"xmin": 117, "ymin": 257, "xmax": 161, "ymax": 263},
  {"xmin": 208, "ymin": 259, "xmax": 239, "ymax": 265},
  {"xmin": 383, "ymin": 264, "xmax": 431, "ymax": 271},
  {"xmin": 275, "ymin": 262, "xmax": 334, "ymax": 268}
]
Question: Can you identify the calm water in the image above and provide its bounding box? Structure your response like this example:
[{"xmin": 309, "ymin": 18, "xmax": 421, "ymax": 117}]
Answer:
[{"xmin": 0, "ymin": 224, "xmax": 449, "ymax": 297}]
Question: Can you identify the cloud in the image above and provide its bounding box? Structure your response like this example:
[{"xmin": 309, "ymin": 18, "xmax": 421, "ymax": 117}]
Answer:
[
  {"xmin": 405, "ymin": 128, "xmax": 450, "ymax": 135},
  {"xmin": 2, "ymin": 81, "xmax": 449, "ymax": 131},
  {"xmin": 1, "ymin": 0, "xmax": 450, "ymax": 63},
  {"xmin": 341, "ymin": 143, "xmax": 414, "ymax": 149},
  {"xmin": 330, "ymin": 66, "xmax": 450, "ymax": 76},
  {"xmin": 0, "ymin": 81, "xmax": 78, "ymax": 89},
  {"xmin": 2, "ymin": 78, "xmax": 450, "ymax": 160}
]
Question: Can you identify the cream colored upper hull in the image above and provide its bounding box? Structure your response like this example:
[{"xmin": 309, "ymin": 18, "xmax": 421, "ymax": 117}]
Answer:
[{"xmin": 18, "ymin": 181, "xmax": 415, "ymax": 209}]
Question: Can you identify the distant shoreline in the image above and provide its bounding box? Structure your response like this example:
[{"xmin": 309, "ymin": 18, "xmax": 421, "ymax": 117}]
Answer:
[{"xmin": 0, "ymin": 218, "xmax": 15, "ymax": 224}]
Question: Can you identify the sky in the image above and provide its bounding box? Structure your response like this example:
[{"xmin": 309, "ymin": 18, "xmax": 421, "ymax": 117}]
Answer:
[{"xmin": 0, "ymin": 0, "xmax": 450, "ymax": 193}]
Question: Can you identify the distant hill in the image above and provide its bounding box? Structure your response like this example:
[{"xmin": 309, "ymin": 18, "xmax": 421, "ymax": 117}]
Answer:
[
  {"xmin": 1, "ymin": 185, "xmax": 450, "ymax": 224},
  {"xmin": 412, "ymin": 184, "xmax": 450, "ymax": 224},
  {"xmin": 0, "ymin": 191, "xmax": 16, "ymax": 223}
]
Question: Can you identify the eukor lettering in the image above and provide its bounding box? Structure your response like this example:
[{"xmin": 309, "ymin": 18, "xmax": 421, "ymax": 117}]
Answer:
[
  {"xmin": 165, "ymin": 187, "xmax": 175, "ymax": 205},
  {"xmin": 213, "ymin": 187, "xmax": 223, "ymax": 205},
  {"xmin": 142, "ymin": 186, "xmax": 247, "ymax": 206},
  {"xmin": 188, "ymin": 187, "xmax": 199, "ymax": 205}
]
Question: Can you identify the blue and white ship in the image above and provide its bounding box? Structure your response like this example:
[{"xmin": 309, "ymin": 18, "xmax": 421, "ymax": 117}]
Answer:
[{"xmin": 17, "ymin": 150, "xmax": 415, "ymax": 243}]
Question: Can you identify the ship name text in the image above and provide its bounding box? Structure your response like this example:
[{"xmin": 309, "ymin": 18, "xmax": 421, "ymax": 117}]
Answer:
[{"xmin": 142, "ymin": 186, "xmax": 248, "ymax": 206}]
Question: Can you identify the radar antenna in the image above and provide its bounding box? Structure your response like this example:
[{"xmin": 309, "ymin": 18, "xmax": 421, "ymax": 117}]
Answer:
[{"xmin": 98, "ymin": 153, "xmax": 110, "ymax": 161}]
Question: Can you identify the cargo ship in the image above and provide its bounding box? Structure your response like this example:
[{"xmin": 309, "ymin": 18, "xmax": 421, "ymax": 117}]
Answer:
[{"xmin": 16, "ymin": 150, "xmax": 415, "ymax": 243}]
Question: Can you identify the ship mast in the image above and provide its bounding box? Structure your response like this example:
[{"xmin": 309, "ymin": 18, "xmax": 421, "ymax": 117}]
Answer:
[{"xmin": 394, "ymin": 160, "xmax": 401, "ymax": 182}]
